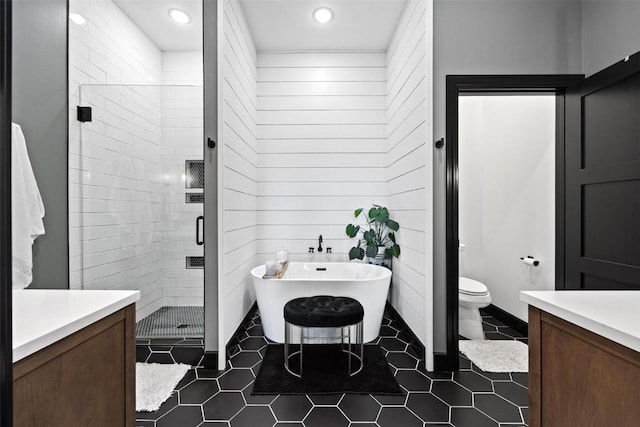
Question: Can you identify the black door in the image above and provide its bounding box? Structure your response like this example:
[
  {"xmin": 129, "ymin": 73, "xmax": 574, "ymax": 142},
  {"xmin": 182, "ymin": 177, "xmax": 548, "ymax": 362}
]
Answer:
[{"xmin": 564, "ymin": 52, "xmax": 640, "ymax": 290}]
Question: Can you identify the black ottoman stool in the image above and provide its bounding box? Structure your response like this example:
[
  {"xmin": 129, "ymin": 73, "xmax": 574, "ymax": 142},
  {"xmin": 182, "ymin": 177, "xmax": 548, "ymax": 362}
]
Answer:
[{"xmin": 283, "ymin": 295, "xmax": 364, "ymax": 378}]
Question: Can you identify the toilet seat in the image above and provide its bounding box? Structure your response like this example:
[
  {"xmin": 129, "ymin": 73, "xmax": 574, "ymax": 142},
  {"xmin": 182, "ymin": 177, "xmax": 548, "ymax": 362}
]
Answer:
[{"xmin": 459, "ymin": 277, "xmax": 489, "ymax": 297}]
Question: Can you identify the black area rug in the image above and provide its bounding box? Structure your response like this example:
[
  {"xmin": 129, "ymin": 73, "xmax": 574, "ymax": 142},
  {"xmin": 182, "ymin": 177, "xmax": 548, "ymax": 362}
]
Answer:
[{"xmin": 252, "ymin": 344, "xmax": 403, "ymax": 395}]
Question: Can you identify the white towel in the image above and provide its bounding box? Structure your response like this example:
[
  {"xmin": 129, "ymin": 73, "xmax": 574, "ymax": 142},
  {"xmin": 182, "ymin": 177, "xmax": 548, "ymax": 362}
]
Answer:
[{"xmin": 11, "ymin": 123, "xmax": 45, "ymax": 289}]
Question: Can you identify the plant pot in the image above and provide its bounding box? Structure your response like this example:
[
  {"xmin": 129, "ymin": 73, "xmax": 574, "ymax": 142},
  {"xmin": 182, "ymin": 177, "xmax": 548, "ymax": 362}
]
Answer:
[{"xmin": 367, "ymin": 246, "xmax": 387, "ymax": 266}]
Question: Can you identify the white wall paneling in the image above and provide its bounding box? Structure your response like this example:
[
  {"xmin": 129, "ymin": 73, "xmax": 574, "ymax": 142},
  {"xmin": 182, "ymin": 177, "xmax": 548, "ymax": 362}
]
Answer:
[
  {"xmin": 219, "ymin": 0, "xmax": 259, "ymax": 349},
  {"xmin": 386, "ymin": 0, "xmax": 433, "ymax": 370},
  {"xmin": 256, "ymin": 51, "xmax": 388, "ymax": 265}
]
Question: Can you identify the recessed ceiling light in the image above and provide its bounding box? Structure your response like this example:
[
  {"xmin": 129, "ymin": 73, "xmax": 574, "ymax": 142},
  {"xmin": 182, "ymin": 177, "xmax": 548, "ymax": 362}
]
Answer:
[
  {"xmin": 169, "ymin": 8, "xmax": 191, "ymax": 24},
  {"xmin": 69, "ymin": 13, "xmax": 86, "ymax": 25},
  {"xmin": 313, "ymin": 7, "xmax": 333, "ymax": 24}
]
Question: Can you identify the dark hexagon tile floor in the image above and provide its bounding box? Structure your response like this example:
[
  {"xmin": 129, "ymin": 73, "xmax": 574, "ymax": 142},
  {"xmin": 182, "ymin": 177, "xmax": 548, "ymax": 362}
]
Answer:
[{"xmin": 136, "ymin": 308, "xmax": 530, "ymax": 426}]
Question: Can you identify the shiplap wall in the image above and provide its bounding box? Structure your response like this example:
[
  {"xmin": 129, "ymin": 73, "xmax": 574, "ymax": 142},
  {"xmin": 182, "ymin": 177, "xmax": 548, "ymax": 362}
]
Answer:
[
  {"xmin": 386, "ymin": 0, "xmax": 432, "ymax": 354},
  {"xmin": 256, "ymin": 52, "xmax": 388, "ymax": 263},
  {"xmin": 221, "ymin": 0, "xmax": 259, "ymax": 342}
]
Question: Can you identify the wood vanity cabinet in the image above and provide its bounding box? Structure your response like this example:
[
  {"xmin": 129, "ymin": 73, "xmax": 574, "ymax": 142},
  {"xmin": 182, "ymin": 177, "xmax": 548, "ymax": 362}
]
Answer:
[
  {"xmin": 13, "ymin": 305, "xmax": 136, "ymax": 427},
  {"xmin": 528, "ymin": 306, "xmax": 640, "ymax": 427}
]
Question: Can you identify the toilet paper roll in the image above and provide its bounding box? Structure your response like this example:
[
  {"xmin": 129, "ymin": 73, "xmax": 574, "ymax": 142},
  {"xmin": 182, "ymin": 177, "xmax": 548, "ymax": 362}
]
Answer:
[{"xmin": 522, "ymin": 257, "xmax": 540, "ymax": 267}]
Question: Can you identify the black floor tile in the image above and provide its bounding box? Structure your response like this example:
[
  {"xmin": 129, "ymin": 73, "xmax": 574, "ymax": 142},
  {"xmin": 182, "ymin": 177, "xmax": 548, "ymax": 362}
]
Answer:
[
  {"xmin": 136, "ymin": 346, "xmax": 151, "ymax": 362},
  {"xmin": 377, "ymin": 407, "xmax": 423, "ymax": 427},
  {"xmin": 179, "ymin": 379, "xmax": 219, "ymax": 404},
  {"xmin": 394, "ymin": 369, "xmax": 431, "ymax": 391},
  {"xmin": 202, "ymin": 391, "xmax": 245, "ymax": 420},
  {"xmin": 135, "ymin": 307, "xmax": 529, "ymax": 427},
  {"xmin": 338, "ymin": 394, "xmax": 381, "ymax": 421},
  {"xmin": 241, "ymin": 382, "xmax": 278, "ymax": 405},
  {"xmin": 217, "ymin": 369, "xmax": 254, "ymax": 390},
  {"xmin": 238, "ymin": 336, "xmax": 267, "ymax": 351},
  {"xmin": 155, "ymin": 405, "xmax": 203, "ymax": 427},
  {"xmin": 494, "ymin": 381, "xmax": 529, "ymax": 407},
  {"xmin": 230, "ymin": 406, "xmax": 276, "ymax": 427},
  {"xmin": 172, "ymin": 346, "xmax": 205, "ymax": 365},
  {"xmin": 431, "ymin": 381, "xmax": 473, "ymax": 406},
  {"xmin": 176, "ymin": 369, "xmax": 197, "ymax": 389},
  {"xmin": 451, "ymin": 407, "xmax": 498, "ymax": 427},
  {"xmin": 474, "ymin": 393, "xmax": 523, "ymax": 423},
  {"xmin": 511, "ymin": 372, "xmax": 528, "ymax": 388},
  {"xmin": 453, "ymin": 371, "xmax": 494, "ymax": 392},
  {"xmin": 303, "ymin": 407, "xmax": 348, "ymax": 427},
  {"xmin": 378, "ymin": 337, "xmax": 407, "ymax": 352},
  {"xmin": 387, "ymin": 351, "xmax": 419, "ymax": 369},
  {"xmin": 371, "ymin": 393, "xmax": 407, "ymax": 406},
  {"xmin": 271, "ymin": 395, "xmax": 313, "ymax": 421},
  {"xmin": 406, "ymin": 392, "xmax": 449, "ymax": 423},
  {"xmin": 230, "ymin": 351, "xmax": 262, "ymax": 368},
  {"xmin": 136, "ymin": 394, "xmax": 178, "ymax": 420},
  {"xmin": 147, "ymin": 353, "xmax": 175, "ymax": 364},
  {"xmin": 307, "ymin": 394, "xmax": 343, "ymax": 405}
]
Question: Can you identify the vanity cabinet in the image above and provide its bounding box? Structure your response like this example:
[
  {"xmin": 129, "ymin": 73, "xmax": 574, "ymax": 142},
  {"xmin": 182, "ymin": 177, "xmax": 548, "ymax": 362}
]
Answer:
[
  {"xmin": 13, "ymin": 304, "xmax": 135, "ymax": 427},
  {"xmin": 528, "ymin": 305, "xmax": 640, "ymax": 427}
]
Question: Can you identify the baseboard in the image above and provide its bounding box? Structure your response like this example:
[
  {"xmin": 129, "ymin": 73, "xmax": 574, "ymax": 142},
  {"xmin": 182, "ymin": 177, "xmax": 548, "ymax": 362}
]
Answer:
[
  {"xmin": 384, "ymin": 302, "xmax": 425, "ymax": 360},
  {"xmin": 433, "ymin": 353, "xmax": 451, "ymax": 372},
  {"xmin": 201, "ymin": 352, "xmax": 219, "ymax": 369},
  {"xmin": 482, "ymin": 304, "xmax": 528, "ymax": 337},
  {"xmin": 226, "ymin": 301, "xmax": 259, "ymax": 354}
]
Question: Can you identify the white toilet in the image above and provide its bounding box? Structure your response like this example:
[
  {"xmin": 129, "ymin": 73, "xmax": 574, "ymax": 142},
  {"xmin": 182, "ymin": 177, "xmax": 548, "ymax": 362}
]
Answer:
[{"xmin": 458, "ymin": 244, "xmax": 492, "ymax": 340}]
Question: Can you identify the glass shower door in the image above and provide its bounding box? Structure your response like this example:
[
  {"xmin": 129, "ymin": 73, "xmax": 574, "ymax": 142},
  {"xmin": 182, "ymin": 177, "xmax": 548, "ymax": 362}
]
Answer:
[{"xmin": 74, "ymin": 84, "xmax": 204, "ymax": 338}]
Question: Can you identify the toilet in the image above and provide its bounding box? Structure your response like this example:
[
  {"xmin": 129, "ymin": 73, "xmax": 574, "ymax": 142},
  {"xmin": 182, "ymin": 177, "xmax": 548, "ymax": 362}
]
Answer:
[
  {"xmin": 459, "ymin": 277, "xmax": 492, "ymax": 339},
  {"xmin": 458, "ymin": 243, "xmax": 492, "ymax": 340}
]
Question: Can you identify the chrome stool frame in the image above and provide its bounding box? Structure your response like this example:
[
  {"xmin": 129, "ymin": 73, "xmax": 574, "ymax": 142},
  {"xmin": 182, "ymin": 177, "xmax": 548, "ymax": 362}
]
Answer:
[{"xmin": 284, "ymin": 320, "xmax": 364, "ymax": 378}]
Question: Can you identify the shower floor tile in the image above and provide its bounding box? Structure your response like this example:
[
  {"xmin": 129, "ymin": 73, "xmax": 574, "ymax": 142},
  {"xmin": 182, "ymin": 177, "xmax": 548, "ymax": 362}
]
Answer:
[
  {"xmin": 136, "ymin": 306, "xmax": 204, "ymax": 338},
  {"xmin": 136, "ymin": 307, "xmax": 530, "ymax": 427}
]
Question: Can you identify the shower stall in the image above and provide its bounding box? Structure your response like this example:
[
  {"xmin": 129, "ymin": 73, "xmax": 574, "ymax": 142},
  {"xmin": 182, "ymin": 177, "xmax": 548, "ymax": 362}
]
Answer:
[{"xmin": 71, "ymin": 84, "xmax": 204, "ymax": 338}]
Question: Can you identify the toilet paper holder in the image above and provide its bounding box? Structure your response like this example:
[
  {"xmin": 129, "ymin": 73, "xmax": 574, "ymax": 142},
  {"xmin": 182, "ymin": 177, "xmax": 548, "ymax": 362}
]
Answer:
[{"xmin": 520, "ymin": 256, "xmax": 540, "ymax": 267}]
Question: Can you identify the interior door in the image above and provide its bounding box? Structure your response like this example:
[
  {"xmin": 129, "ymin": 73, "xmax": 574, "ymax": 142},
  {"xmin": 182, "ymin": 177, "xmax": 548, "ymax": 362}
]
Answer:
[{"xmin": 564, "ymin": 51, "xmax": 640, "ymax": 290}]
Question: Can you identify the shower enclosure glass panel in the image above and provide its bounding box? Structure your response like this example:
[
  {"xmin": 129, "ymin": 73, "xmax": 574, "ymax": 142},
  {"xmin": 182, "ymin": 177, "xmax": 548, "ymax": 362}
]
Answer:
[{"xmin": 74, "ymin": 84, "xmax": 204, "ymax": 337}]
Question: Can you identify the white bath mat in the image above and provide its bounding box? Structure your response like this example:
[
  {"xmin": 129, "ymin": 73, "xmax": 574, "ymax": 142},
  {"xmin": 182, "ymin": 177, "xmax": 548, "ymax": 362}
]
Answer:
[
  {"xmin": 459, "ymin": 340, "xmax": 528, "ymax": 373},
  {"xmin": 136, "ymin": 362, "xmax": 191, "ymax": 412}
]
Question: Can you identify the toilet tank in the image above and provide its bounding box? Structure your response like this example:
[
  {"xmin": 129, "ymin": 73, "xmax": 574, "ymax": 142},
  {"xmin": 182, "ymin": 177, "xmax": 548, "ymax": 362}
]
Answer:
[{"xmin": 458, "ymin": 243, "xmax": 466, "ymax": 275}]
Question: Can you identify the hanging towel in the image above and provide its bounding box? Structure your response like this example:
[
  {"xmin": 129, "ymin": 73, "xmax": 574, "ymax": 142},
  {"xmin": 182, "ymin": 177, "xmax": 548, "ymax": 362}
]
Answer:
[{"xmin": 11, "ymin": 123, "xmax": 45, "ymax": 289}]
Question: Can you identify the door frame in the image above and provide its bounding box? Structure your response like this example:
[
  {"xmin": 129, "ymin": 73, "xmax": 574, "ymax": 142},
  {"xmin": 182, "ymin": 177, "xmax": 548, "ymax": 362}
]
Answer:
[
  {"xmin": 441, "ymin": 74, "xmax": 584, "ymax": 371},
  {"xmin": 1, "ymin": 0, "xmax": 12, "ymax": 424}
]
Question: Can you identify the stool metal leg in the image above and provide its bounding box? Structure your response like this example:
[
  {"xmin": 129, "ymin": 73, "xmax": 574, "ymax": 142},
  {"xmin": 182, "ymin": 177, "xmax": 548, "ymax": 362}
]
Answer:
[{"xmin": 348, "ymin": 325, "xmax": 352, "ymax": 375}]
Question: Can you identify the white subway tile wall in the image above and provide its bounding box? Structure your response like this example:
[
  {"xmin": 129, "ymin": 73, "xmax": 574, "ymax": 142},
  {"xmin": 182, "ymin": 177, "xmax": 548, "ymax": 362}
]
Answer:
[
  {"xmin": 221, "ymin": 0, "xmax": 259, "ymax": 343},
  {"xmin": 160, "ymin": 52, "xmax": 204, "ymax": 308},
  {"xmin": 68, "ymin": 0, "xmax": 204, "ymax": 321}
]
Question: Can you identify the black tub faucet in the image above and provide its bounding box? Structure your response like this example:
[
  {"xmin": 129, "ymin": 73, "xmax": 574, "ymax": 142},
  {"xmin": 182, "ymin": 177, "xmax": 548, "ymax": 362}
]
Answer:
[{"xmin": 317, "ymin": 235, "xmax": 323, "ymax": 252}]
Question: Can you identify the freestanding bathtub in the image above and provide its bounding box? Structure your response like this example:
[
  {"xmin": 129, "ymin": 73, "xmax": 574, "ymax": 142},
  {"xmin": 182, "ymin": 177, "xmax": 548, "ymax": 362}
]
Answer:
[{"xmin": 250, "ymin": 262, "xmax": 392, "ymax": 343}]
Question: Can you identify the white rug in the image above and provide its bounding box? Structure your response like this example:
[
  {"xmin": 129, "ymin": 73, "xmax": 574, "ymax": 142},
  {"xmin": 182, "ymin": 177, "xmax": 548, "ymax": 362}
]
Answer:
[
  {"xmin": 136, "ymin": 362, "xmax": 191, "ymax": 412},
  {"xmin": 459, "ymin": 340, "xmax": 528, "ymax": 373}
]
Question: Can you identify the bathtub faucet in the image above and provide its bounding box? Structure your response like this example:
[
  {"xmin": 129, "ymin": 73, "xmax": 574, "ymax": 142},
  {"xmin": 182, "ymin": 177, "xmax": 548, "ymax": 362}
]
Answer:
[{"xmin": 317, "ymin": 235, "xmax": 323, "ymax": 253}]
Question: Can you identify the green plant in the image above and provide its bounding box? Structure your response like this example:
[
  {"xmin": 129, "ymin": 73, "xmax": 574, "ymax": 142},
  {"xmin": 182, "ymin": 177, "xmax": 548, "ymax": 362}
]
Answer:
[{"xmin": 345, "ymin": 205, "xmax": 401, "ymax": 261}]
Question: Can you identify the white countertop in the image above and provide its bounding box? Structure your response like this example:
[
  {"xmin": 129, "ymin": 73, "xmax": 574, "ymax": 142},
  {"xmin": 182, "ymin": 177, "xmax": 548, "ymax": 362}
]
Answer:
[
  {"xmin": 521, "ymin": 291, "xmax": 640, "ymax": 353},
  {"xmin": 13, "ymin": 290, "xmax": 140, "ymax": 362}
]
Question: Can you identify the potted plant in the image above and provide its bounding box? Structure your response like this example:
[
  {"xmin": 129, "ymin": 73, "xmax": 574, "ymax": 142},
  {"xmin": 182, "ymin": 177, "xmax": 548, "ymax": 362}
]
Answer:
[{"xmin": 345, "ymin": 205, "xmax": 400, "ymax": 266}]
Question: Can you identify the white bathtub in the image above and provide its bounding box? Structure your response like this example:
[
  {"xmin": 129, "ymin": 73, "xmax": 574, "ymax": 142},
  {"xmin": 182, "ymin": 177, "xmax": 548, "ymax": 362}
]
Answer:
[{"xmin": 250, "ymin": 262, "xmax": 392, "ymax": 343}]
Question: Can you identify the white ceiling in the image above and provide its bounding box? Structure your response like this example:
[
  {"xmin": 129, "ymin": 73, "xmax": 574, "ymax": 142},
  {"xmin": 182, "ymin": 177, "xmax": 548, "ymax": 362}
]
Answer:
[
  {"xmin": 239, "ymin": 0, "xmax": 408, "ymax": 52},
  {"xmin": 113, "ymin": 0, "xmax": 408, "ymax": 53},
  {"xmin": 113, "ymin": 0, "xmax": 203, "ymax": 51}
]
